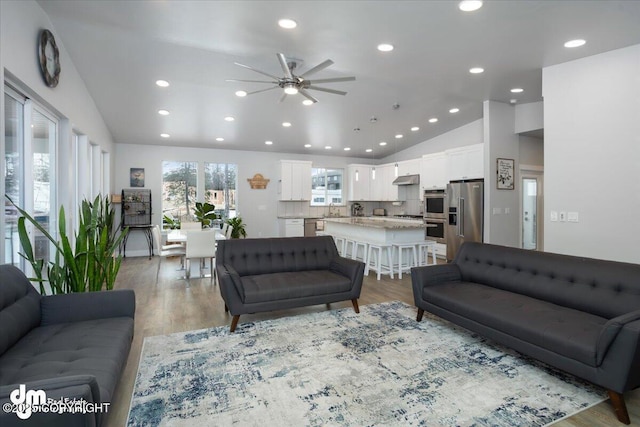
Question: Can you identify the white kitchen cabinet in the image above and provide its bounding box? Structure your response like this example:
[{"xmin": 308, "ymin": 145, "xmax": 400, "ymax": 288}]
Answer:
[
  {"xmin": 348, "ymin": 164, "xmax": 372, "ymax": 201},
  {"xmin": 279, "ymin": 160, "xmax": 312, "ymax": 201},
  {"xmin": 446, "ymin": 143, "xmax": 484, "ymax": 181},
  {"xmin": 370, "ymin": 164, "xmax": 397, "ymax": 201},
  {"xmin": 420, "ymin": 152, "xmax": 448, "ymax": 191},
  {"xmin": 283, "ymin": 218, "xmax": 304, "ymax": 237},
  {"xmin": 397, "ymin": 158, "xmax": 420, "ymax": 177}
]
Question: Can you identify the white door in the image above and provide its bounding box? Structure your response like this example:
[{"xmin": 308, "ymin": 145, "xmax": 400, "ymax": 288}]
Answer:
[{"xmin": 521, "ymin": 170, "xmax": 543, "ymax": 250}]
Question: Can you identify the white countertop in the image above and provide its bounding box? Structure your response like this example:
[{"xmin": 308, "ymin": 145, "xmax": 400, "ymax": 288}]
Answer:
[{"xmin": 323, "ymin": 217, "xmax": 427, "ymax": 229}]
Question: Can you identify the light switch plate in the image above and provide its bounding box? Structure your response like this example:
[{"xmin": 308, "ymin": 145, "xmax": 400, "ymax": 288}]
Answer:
[
  {"xmin": 493, "ymin": 207, "xmax": 502, "ymax": 215},
  {"xmin": 550, "ymin": 211, "xmax": 558, "ymax": 222},
  {"xmin": 559, "ymin": 211, "xmax": 566, "ymax": 222},
  {"xmin": 568, "ymin": 212, "xmax": 579, "ymax": 222}
]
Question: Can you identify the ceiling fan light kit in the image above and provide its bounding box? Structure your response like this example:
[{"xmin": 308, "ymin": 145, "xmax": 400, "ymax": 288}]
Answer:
[{"xmin": 227, "ymin": 53, "xmax": 355, "ymax": 103}]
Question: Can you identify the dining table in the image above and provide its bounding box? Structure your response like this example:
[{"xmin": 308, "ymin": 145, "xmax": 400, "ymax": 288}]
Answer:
[{"xmin": 166, "ymin": 228, "xmax": 226, "ymax": 243}]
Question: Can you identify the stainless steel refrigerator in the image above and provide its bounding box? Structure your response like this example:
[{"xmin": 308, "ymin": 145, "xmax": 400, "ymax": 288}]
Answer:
[{"xmin": 446, "ymin": 181, "xmax": 484, "ymax": 261}]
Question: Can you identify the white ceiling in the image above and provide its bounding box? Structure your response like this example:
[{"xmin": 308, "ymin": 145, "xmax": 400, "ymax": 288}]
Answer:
[{"xmin": 38, "ymin": 1, "xmax": 640, "ymax": 159}]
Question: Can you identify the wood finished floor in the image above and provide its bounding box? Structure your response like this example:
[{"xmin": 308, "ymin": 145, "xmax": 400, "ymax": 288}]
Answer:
[{"xmin": 106, "ymin": 255, "xmax": 639, "ymax": 427}]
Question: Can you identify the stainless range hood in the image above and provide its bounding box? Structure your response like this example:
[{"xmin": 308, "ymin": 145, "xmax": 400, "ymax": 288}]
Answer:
[{"xmin": 392, "ymin": 174, "xmax": 420, "ymax": 185}]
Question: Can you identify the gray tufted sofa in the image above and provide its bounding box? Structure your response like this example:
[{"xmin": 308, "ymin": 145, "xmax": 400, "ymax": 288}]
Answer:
[
  {"xmin": 411, "ymin": 242, "xmax": 640, "ymax": 424},
  {"xmin": 0, "ymin": 264, "xmax": 135, "ymax": 427},
  {"xmin": 216, "ymin": 236, "xmax": 365, "ymax": 332}
]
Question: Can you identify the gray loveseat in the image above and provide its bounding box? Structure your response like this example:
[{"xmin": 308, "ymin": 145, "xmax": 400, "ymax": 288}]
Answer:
[
  {"xmin": 411, "ymin": 242, "xmax": 640, "ymax": 424},
  {"xmin": 216, "ymin": 236, "xmax": 365, "ymax": 332},
  {"xmin": 0, "ymin": 265, "xmax": 135, "ymax": 427}
]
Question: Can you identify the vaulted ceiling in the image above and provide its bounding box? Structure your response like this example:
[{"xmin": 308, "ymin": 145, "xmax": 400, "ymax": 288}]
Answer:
[{"xmin": 38, "ymin": 1, "xmax": 640, "ymax": 158}]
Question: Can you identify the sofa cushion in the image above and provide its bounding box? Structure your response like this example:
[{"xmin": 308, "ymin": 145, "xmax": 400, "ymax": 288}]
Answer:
[
  {"xmin": 217, "ymin": 236, "xmax": 339, "ymax": 277},
  {"xmin": 0, "ymin": 317, "xmax": 134, "ymax": 403},
  {"xmin": 0, "ymin": 265, "xmax": 42, "ymax": 357},
  {"xmin": 423, "ymin": 281, "xmax": 607, "ymax": 366},
  {"xmin": 455, "ymin": 242, "xmax": 640, "ymax": 319},
  {"xmin": 241, "ymin": 270, "xmax": 352, "ymax": 304}
]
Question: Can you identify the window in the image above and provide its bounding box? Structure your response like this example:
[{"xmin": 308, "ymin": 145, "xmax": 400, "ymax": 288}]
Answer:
[
  {"xmin": 311, "ymin": 168, "xmax": 343, "ymax": 206},
  {"xmin": 162, "ymin": 161, "xmax": 198, "ymax": 221},
  {"xmin": 205, "ymin": 163, "xmax": 237, "ymax": 219}
]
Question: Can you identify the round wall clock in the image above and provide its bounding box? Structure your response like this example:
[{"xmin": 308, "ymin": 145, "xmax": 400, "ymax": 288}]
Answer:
[{"xmin": 38, "ymin": 29, "xmax": 61, "ymax": 88}]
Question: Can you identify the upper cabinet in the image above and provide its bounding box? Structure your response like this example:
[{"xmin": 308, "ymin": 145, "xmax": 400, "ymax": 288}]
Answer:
[
  {"xmin": 397, "ymin": 159, "xmax": 421, "ymax": 177},
  {"xmin": 420, "ymin": 152, "xmax": 448, "ymax": 190},
  {"xmin": 446, "ymin": 143, "xmax": 484, "ymax": 181},
  {"xmin": 348, "ymin": 164, "xmax": 372, "ymax": 201},
  {"xmin": 371, "ymin": 164, "xmax": 397, "ymax": 201},
  {"xmin": 279, "ymin": 160, "xmax": 312, "ymax": 201}
]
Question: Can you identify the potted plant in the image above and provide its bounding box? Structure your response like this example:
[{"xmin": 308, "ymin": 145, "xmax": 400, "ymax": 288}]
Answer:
[
  {"xmin": 163, "ymin": 214, "xmax": 181, "ymax": 230},
  {"xmin": 6, "ymin": 194, "xmax": 128, "ymax": 294},
  {"xmin": 226, "ymin": 216, "xmax": 247, "ymax": 239},
  {"xmin": 194, "ymin": 202, "xmax": 218, "ymax": 229}
]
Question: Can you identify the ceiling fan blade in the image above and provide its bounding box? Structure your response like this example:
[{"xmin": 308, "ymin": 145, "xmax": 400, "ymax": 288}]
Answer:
[
  {"xmin": 277, "ymin": 53, "xmax": 294, "ymax": 79},
  {"xmin": 299, "ymin": 88, "xmax": 318, "ymax": 103},
  {"xmin": 246, "ymin": 86, "xmax": 279, "ymax": 95},
  {"xmin": 225, "ymin": 79, "xmax": 278, "ymax": 84},
  {"xmin": 307, "ymin": 76, "xmax": 356, "ymax": 84},
  {"xmin": 234, "ymin": 62, "xmax": 280, "ymax": 80},
  {"xmin": 300, "ymin": 59, "xmax": 334, "ymax": 78},
  {"xmin": 278, "ymin": 92, "xmax": 288, "ymax": 103},
  {"xmin": 306, "ymin": 86, "xmax": 347, "ymax": 96}
]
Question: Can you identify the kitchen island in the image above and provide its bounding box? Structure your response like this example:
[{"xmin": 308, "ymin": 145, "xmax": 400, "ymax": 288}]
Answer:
[{"xmin": 323, "ymin": 217, "xmax": 428, "ymax": 244}]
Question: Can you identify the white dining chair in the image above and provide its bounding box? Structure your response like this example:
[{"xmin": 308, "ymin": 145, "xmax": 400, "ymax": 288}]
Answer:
[
  {"xmin": 181, "ymin": 221, "xmax": 201, "ymax": 231},
  {"xmin": 185, "ymin": 229, "xmax": 217, "ymax": 284},
  {"xmin": 225, "ymin": 224, "xmax": 234, "ymax": 239},
  {"xmin": 221, "ymin": 223, "xmax": 229, "ymax": 237},
  {"xmin": 152, "ymin": 225, "xmax": 186, "ymax": 284}
]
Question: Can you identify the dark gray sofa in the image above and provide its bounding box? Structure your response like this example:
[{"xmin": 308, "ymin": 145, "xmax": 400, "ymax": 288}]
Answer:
[
  {"xmin": 0, "ymin": 265, "xmax": 135, "ymax": 427},
  {"xmin": 411, "ymin": 242, "xmax": 640, "ymax": 424},
  {"xmin": 216, "ymin": 236, "xmax": 365, "ymax": 332}
]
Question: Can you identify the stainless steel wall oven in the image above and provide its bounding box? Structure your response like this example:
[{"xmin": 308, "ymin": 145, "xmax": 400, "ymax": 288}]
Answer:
[
  {"xmin": 424, "ymin": 189, "xmax": 446, "ymax": 219},
  {"xmin": 424, "ymin": 218, "xmax": 446, "ymax": 243}
]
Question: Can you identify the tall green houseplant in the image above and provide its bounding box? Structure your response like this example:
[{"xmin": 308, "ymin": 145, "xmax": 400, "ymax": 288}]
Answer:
[
  {"xmin": 7, "ymin": 195, "xmax": 128, "ymax": 294},
  {"xmin": 226, "ymin": 216, "xmax": 247, "ymax": 239}
]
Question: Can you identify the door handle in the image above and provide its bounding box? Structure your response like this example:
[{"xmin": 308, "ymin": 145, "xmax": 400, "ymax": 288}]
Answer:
[{"xmin": 459, "ymin": 198, "xmax": 464, "ymax": 237}]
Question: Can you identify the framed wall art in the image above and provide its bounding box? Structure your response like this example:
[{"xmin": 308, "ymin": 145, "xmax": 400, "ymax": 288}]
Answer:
[
  {"xmin": 496, "ymin": 158, "xmax": 514, "ymax": 190},
  {"xmin": 130, "ymin": 168, "xmax": 145, "ymax": 187}
]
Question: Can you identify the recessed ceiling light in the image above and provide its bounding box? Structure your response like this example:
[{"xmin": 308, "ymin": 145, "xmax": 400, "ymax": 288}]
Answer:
[
  {"xmin": 344, "ymin": 147, "xmax": 351, "ymax": 151},
  {"xmin": 379, "ymin": 141, "xmax": 387, "ymax": 146},
  {"xmin": 377, "ymin": 43, "xmax": 394, "ymax": 52},
  {"xmin": 304, "ymin": 144, "xmax": 312, "ymax": 148},
  {"xmin": 158, "ymin": 109, "xmax": 170, "ymax": 116},
  {"xmin": 302, "ymin": 99, "xmax": 314, "ymax": 106},
  {"xmin": 282, "ymin": 122, "xmax": 292, "ymax": 127},
  {"xmin": 459, "ymin": 1, "xmax": 483, "ymax": 12},
  {"xmin": 510, "ymin": 88, "xmax": 524, "ymax": 93},
  {"xmin": 160, "ymin": 133, "xmax": 170, "ymax": 138},
  {"xmin": 564, "ymin": 39, "xmax": 586, "ymax": 48},
  {"xmin": 325, "ymin": 146, "xmax": 332, "ymax": 150},
  {"xmin": 265, "ymin": 140, "xmax": 273, "ymax": 145},
  {"xmin": 235, "ymin": 90, "xmax": 247, "ymax": 97},
  {"xmin": 429, "ymin": 118, "xmax": 438, "ymax": 123},
  {"xmin": 469, "ymin": 67, "xmax": 484, "ymax": 74},
  {"xmin": 365, "ymin": 148, "xmax": 373, "ymax": 153},
  {"xmin": 411, "ymin": 126, "xmax": 420, "ymax": 131},
  {"xmin": 449, "ymin": 108, "xmax": 460, "ymax": 113},
  {"xmin": 215, "ymin": 137, "xmax": 224, "ymax": 142},
  {"xmin": 155, "ymin": 80, "xmax": 169, "ymax": 87},
  {"xmin": 224, "ymin": 116, "xmax": 235, "ymax": 121},
  {"xmin": 395, "ymin": 134, "xmax": 403, "ymax": 139},
  {"xmin": 510, "ymin": 99, "xmax": 518, "ymax": 104},
  {"xmin": 278, "ymin": 18, "xmax": 297, "ymax": 29}
]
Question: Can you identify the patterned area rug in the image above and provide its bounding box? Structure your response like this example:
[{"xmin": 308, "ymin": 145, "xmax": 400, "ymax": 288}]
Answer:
[{"xmin": 127, "ymin": 301, "xmax": 605, "ymax": 426}]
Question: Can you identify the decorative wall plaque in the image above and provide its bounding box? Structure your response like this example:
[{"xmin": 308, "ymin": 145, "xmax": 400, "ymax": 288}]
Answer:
[
  {"xmin": 497, "ymin": 158, "xmax": 514, "ymax": 190},
  {"xmin": 247, "ymin": 173, "xmax": 270, "ymax": 189}
]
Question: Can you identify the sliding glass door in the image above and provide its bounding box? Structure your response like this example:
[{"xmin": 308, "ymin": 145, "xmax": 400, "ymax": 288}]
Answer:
[{"xmin": 3, "ymin": 85, "xmax": 57, "ymax": 269}]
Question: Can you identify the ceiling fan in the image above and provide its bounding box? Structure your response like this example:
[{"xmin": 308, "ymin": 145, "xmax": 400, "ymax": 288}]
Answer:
[{"xmin": 226, "ymin": 53, "xmax": 355, "ymax": 103}]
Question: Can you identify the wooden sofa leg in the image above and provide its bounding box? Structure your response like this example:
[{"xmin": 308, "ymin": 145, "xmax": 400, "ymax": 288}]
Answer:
[
  {"xmin": 417, "ymin": 308, "xmax": 424, "ymax": 322},
  {"xmin": 230, "ymin": 315, "xmax": 240, "ymax": 333},
  {"xmin": 351, "ymin": 299, "xmax": 360, "ymax": 313},
  {"xmin": 608, "ymin": 390, "xmax": 631, "ymax": 424}
]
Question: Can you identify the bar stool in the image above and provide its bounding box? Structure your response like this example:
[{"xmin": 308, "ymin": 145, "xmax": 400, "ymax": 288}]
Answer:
[
  {"xmin": 352, "ymin": 241, "xmax": 368, "ymax": 263},
  {"xmin": 392, "ymin": 243, "xmax": 419, "ymax": 279},
  {"xmin": 365, "ymin": 242, "xmax": 394, "ymax": 280},
  {"xmin": 343, "ymin": 239, "xmax": 355, "ymax": 259},
  {"xmin": 332, "ymin": 234, "xmax": 346, "ymax": 256},
  {"xmin": 417, "ymin": 241, "xmax": 437, "ymax": 266}
]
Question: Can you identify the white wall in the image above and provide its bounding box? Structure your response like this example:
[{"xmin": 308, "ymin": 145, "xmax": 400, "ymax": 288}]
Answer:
[
  {"xmin": 0, "ymin": 0, "xmax": 115, "ymax": 219},
  {"xmin": 519, "ymin": 136, "xmax": 543, "ymax": 166},
  {"xmin": 381, "ymin": 119, "xmax": 483, "ymax": 163},
  {"xmin": 543, "ymin": 43, "xmax": 640, "ymax": 263},
  {"xmin": 514, "ymin": 101, "xmax": 543, "ymax": 134},
  {"xmin": 114, "ymin": 143, "xmax": 370, "ymax": 256},
  {"xmin": 483, "ymin": 100, "xmax": 520, "ymax": 247}
]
